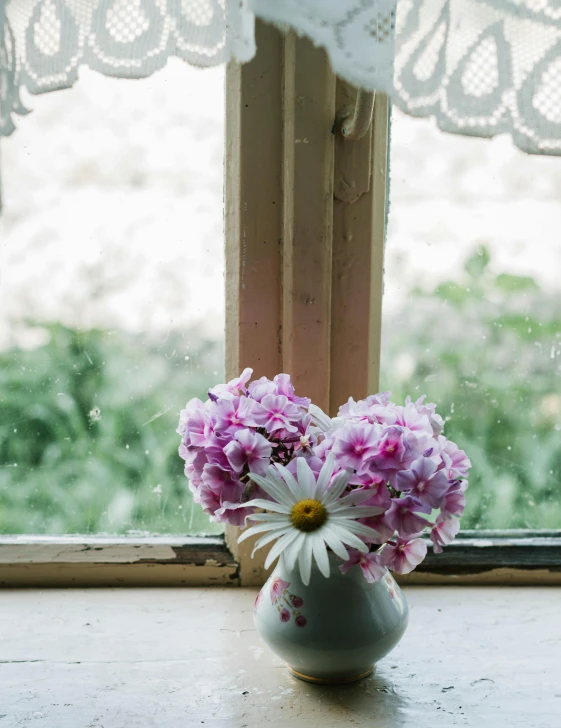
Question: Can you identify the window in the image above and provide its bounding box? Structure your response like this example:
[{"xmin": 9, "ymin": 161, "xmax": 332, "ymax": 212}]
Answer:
[
  {"xmin": 1, "ymin": 20, "xmax": 558, "ymax": 586},
  {"xmin": 0, "ymin": 61, "xmax": 225, "ymax": 536},
  {"xmin": 383, "ymin": 109, "xmax": 561, "ymax": 531}
]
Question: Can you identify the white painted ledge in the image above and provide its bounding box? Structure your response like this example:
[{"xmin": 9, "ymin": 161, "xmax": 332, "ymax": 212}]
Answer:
[
  {"xmin": 0, "ymin": 535, "xmax": 226, "ymax": 563},
  {"xmin": 1, "ymin": 586, "xmax": 560, "ymax": 727},
  {"xmin": 0, "ymin": 537, "xmax": 238, "ymax": 587}
]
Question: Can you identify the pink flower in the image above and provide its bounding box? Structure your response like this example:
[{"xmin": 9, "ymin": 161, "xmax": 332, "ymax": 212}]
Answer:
[
  {"xmin": 340, "ymin": 549, "xmax": 387, "ymax": 583},
  {"xmin": 350, "ymin": 470, "xmax": 392, "ymax": 509},
  {"xmin": 371, "ymin": 427, "xmax": 417, "ymax": 472},
  {"xmin": 395, "ymin": 403, "xmax": 434, "ymax": 440},
  {"xmin": 286, "ymin": 453, "xmax": 323, "ymax": 477},
  {"xmin": 438, "ymin": 437, "xmax": 471, "ymax": 479},
  {"xmin": 332, "ymin": 423, "xmax": 380, "ymax": 471},
  {"xmin": 181, "ymin": 446, "xmax": 207, "ymax": 477},
  {"xmin": 359, "ymin": 513, "xmax": 395, "ymax": 545},
  {"xmin": 430, "ymin": 516, "xmax": 460, "ymax": 554},
  {"xmin": 177, "ymin": 397, "xmax": 205, "ymax": 437},
  {"xmin": 280, "ymin": 609, "xmax": 291, "ymax": 622},
  {"xmin": 180, "ymin": 403, "xmax": 219, "ymax": 449},
  {"xmin": 255, "ymin": 394, "xmax": 301, "ymax": 434},
  {"xmin": 270, "ymin": 577, "xmax": 290, "ymax": 603},
  {"xmin": 209, "ymin": 368, "xmax": 253, "ymax": 399},
  {"xmin": 248, "ymin": 376, "xmax": 277, "ymax": 402},
  {"xmin": 274, "ymin": 373, "xmax": 311, "ymax": 408},
  {"xmin": 441, "ymin": 485, "xmax": 466, "ymax": 518},
  {"xmin": 385, "ymin": 495, "xmax": 431, "ymax": 537},
  {"xmin": 214, "ymin": 501, "xmax": 255, "ymax": 526},
  {"xmin": 214, "ymin": 396, "xmax": 264, "ymax": 435},
  {"xmin": 201, "ymin": 464, "xmax": 245, "ymax": 503},
  {"xmin": 338, "ymin": 395, "xmax": 396, "ymax": 426},
  {"xmin": 291, "ymin": 595, "xmax": 304, "ymax": 608},
  {"xmin": 198, "ymin": 484, "xmax": 221, "ymax": 516},
  {"xmin": 224, "ymin": 429, "xmax": 273, "ymax": 475},
  {"xmin": 379, "ymin": 538, "xmax": 427, "ymax": 574},
  {"xmin": 405, "ymin": 395, "xmax": 444, "ymax": 436},
  {"xmin": 203, "ymin": 435, "xmax": 235, "ymax": 470},
  {"xmin": 295, "ymin": 615, "xmax": 307, "ymax": 628},
  {"xmin": 395, "ymin": 456, "xmax": 449, "ymax": 508}
]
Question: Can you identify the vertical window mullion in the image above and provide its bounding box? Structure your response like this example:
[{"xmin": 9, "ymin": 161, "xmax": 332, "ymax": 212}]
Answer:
[{"xmin": 224, "ymin": 23, "xmax": 390, "ymax": 585}]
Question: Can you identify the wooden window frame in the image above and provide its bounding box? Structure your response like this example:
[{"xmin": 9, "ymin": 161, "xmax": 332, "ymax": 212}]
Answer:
[{"xmin": 1, "ymin": 21, "xmax": 559, "ymax": 588}]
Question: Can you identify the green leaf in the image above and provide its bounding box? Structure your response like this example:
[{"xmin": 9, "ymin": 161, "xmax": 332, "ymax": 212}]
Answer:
[
  {"xmin": 494, "ymin": 273, "xmax": 539, "ymax": 293},
  {"xmin": 464, "ymin": 245, "xmax": 491, "ymax": 279},
  {"xmin": 434, "ymin": 281, "xmax": 471, "ymax": 307}
]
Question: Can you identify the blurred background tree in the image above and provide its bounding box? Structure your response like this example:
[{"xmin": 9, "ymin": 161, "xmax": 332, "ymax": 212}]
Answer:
[
  {"xmin": 0, "ymin": 323, "xmax": 223, "ymax": 534},
  {"xmin": 1, "ymin": 68, "xmax": 560, "ymax": 535},
  {"xmin": 381, "ymin": 246, "xmax": 561, "ymax": 530},
  {"xmin": 1, "ymin": 247, "xmax": 559, "ymax": 533}
]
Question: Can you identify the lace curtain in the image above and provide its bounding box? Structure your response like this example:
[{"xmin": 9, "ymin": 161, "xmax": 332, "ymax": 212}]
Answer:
[{"xmin": 1, "ymin": 0, "xmax": 561, "ymax": 155}]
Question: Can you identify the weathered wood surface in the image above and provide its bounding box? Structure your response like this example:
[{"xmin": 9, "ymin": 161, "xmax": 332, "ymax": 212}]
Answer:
[
  {"xmin": 0, "ymin": 537, "xmax": 239, "ymax": 587},
  {"xmin": 1, "ymin": 587, "xmax": 559, "ymax": 727}
]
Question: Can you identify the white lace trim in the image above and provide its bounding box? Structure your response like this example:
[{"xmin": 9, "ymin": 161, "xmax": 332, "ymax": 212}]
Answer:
[{"xmin": 2, "ymin": 0, "xmax": 561, "ymax": 155}]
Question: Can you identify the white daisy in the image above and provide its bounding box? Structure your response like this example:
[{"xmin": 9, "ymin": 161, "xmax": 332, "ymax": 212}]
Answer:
[{"xmin": 238, "ymin": 454, "xmax": 384, "ymax": 585}]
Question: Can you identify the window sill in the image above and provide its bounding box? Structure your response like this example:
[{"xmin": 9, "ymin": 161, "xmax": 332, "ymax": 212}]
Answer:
[
  {"xmin": 1, "ymin": 585, "xmax": 559, "ymax": 726},
  {"xmin": 1, "ymin": 531, "xmax": 561, "ymax": 586},
  {"xmin": 0, "ymin": 535, "xmax": 238, "ymax": 587}
]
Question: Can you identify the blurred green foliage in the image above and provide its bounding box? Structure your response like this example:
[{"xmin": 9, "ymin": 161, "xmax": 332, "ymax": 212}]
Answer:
[
  {"xmin": 1, "ymin": 245, "xmax": 560, "ymax": 533},
  {"xmin": 381, "ymin": 246, "xmax": 561, "ymax": 529},
  {"xmin": 0, "ymin": 323, "xmax": 224, "ymax": 534}
]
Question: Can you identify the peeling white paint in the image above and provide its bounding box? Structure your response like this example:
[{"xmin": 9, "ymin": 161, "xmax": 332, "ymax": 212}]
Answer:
[
  {"xmin": 0, "ymin": 536, "xmax": 226, "ymax": 564},
  {"xmin": 0, "ymin": 543, "xmax": 178, "ymax": 564}
]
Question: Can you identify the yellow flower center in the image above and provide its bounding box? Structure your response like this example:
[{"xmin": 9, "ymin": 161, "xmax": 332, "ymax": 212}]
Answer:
[{"xmin": 290, "ymin": 499, "xmax": 328, "ymax": 532}]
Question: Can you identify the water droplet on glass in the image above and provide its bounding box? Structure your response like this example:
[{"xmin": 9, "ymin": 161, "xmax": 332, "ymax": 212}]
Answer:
[{"xmin": 88, "ymin": 407, "xmax": 102, "ymax": 422}]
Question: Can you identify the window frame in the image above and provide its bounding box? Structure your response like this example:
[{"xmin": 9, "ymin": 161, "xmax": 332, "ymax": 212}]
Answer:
[
  {"xmin": 2, "ymin": 531, "xmax": 560, "ymax": 587},
  {"xmin": 2, "ymin": 20, "xmax": 558, "ymax": 588}
]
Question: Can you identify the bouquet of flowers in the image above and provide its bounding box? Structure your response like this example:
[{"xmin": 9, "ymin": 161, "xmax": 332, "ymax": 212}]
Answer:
[{"xmin": 177, "ymin": 369, "xmax": 470, "ymax": 585}]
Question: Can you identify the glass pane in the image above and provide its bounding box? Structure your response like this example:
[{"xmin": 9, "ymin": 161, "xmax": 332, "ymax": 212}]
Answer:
[
  {"xmin": 0, "ymin": 62, "xmax": 224, "ymax": 535},
  {"xmin": 382, "ymin": 108, "xmax": 561, "ymax": 530}
]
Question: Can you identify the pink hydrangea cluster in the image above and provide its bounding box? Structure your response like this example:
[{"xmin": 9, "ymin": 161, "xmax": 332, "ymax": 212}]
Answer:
[
  {"xmin": 178, "ymin": 370, "xmax": 470, "ymax": 580},
  {"xmin": 177, "ymin": 368, "xmax": 312, "ymax": 526}
]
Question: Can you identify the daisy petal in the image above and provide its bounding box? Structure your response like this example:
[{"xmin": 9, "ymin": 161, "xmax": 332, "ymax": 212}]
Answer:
[
  {"xmin": 328, "ymin": 505, "xmax": 385, "ymax": 518},
  {"xmin": 321, "ymin": 525, "xmax": 350, "ymax": 561},
  {"xmin": 243, "ymin": 499, "xmax": 291, "ymax": 514},
  {"xmin": 274, "ymin": 463, "xmax": 303, "ymax": 501},
  {"xmin": 315, "ymin": 452, "xmax": 336, "ymax": 498},
  {"xmin": 265, "ymin": 529, "xmax": 300, "ymax": 570},
  {"xmin": 331, "ymin": 519, "xmax": 380, "ymax": 541},
  {"xmin": 244, "ymin": 512, "xmax": 290, "ymax": 522},
  {"xmin": 238, "ymin": 521, "xmax": 281, "ymax": 543},
  {"xmin": 299, "ymin": 536, "xmax": 313, "ymax": 585},
  {"xmin": 297, "ymin": 457, "xmax": 316, "ymax": 499},
  {"xmin": 252, "ymin": 527, "xmax": 291, "ymax": 555},
  {"xmin": 323, "ymin": 471, "xmax": 352, "ymax": 506},
  {"xmin": 248, "ymin": 473, "xmax": 294, "ymax": 508},
  {"xmin": 311, "ymin": 532, "xmax": 330, "ymax": 578},
  {"xmin": 282, "ymin": 531, "xmax": 306, "ymax": 571},
  {"xmin": 328, "ymin": 522, "xmax": 369, "ymax": 553},
  {"xmin": 308, "ymin": 403, "xmax": 333, "ymax": 432},
  {"xmin": 337, "ymin": 489, "xmax": 386, "ymax": 507}
]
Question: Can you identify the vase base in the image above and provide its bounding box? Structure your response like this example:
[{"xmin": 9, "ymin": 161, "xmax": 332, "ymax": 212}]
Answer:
[{"xmin": 288, "ymin": 666, "xmax": 374, "ymax": 685}]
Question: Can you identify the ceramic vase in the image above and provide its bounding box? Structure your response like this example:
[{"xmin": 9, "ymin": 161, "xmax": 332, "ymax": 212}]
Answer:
[{"xmin": 253, "ymin": 553, "xmax": 408, "ymax": 684}]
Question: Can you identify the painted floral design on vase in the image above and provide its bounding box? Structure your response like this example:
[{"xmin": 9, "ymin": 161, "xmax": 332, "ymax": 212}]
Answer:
[
  {"xmin": 267, "ymin": 577, "xmax": 307, "ymax": 627},
  {"xmin": 253, "ymin": 553, "xmax": 408, "ymax": 684}
]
